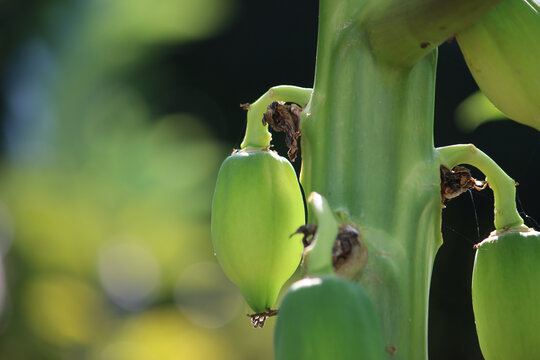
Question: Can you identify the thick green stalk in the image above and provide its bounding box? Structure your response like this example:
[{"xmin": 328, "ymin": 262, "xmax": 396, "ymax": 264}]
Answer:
[{"xmin": 300, "ymin": 0, "xmax": 443, "ymax": 358}]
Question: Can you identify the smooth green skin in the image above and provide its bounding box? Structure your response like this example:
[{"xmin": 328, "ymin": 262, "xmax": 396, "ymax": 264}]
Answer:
[
  {"xmin": 472, "ymin": 230, "xmax": 540, "ymax": 360},
  {"xmin": 211, "ymin": 149, "xmax": 305, "ymax": 313},
  {"xmin": 457, "ymin": 0, "xmax": 540, "ymax": 130},
  {"xmin": 274, "ymin": 276, "xmax": 385, "ymax": 360}
]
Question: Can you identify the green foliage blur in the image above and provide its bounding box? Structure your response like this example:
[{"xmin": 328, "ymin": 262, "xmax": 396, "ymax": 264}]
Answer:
[{"xmin": 0, "ymin": 0, "xmax": 274, "ymax": 358}]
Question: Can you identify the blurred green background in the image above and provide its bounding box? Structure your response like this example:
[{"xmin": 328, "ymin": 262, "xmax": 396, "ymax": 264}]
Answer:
[{"xmin": 0, "ymin": 1, "xmax": 538, "ymax": 359}]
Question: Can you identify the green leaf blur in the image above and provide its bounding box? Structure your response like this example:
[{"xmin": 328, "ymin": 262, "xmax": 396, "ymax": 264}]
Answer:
[{"xmin": 0, "ymin": 1, "xmax": 273, "ymax": 359}]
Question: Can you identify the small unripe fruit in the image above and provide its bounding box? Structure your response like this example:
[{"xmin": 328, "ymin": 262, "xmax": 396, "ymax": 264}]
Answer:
[
  {"xmin": 211, "ymin": 148, "xmax": 305, "ymax": 313},
  {"xmin": 274, "ymin": 276, "xmax": 385, "ymax": 360},
  {"xmin": 472, "ymin": 229, "xmax": 540, "ymax": 360}
]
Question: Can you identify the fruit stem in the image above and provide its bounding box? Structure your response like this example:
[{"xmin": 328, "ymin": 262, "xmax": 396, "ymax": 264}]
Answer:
[
  {"xmin": 305, "ymin": 192, "xmax": 339, "ymax": 277},
  {"xmin": 240, "ymin": 86, "xmax": 313, "ymax": 149},
  {"xmin": 436, "ymin": 144, "xmax": 524, "ymax": 231}
]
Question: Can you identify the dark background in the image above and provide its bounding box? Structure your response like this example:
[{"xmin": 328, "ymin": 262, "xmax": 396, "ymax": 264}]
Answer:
[{"xmin": 1, "ymin": 1, "xmax": 539, "ymax": 359}]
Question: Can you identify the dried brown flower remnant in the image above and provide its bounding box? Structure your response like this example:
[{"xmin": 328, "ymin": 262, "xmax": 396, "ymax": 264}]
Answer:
[
  {"xmin": 332, "ymin": 225, "xmax": 359, "ymax": 267},
  {"xmin": 262, "ymin": 101, "xmax": 302, "ymax": 162},
  {"xmin": 291, "ymin": 224, "xmax": 317, "ymax": 247},
  {"xmin": 440, "ymin": 165, "xmax": 487, "ymax": 206},
  {"xmin": 247, "ymin": 308, "xmax": 278, "ymax": 328},
  {"xmin": 293, "ymin": 223, "xmax": 368, "ymax": 279},
  {"xmin": 332, "ymin": 225, "xmax": 368, "ymax": 279},
  {"xmin": 386, "ymin": 345, "xmax": 398, "ymax": 355}
]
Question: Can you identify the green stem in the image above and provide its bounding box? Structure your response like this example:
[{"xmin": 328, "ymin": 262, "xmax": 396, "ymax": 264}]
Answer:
[
  {"xmin": 436, "ymin": 144, "xmax": 525, "ymax": 231},
  {"xmin": 304, "ymin": 192, "xmax": 340, "ymax": 277},
  {"xmin": 240, "ymin": 86, "xmax": 313, "ymax": 149},
  {"xmin": 299, "ymin": 1, "xmax": 443, "ymax": 358}
]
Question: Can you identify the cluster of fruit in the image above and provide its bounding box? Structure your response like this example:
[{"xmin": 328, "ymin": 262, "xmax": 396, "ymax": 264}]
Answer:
[{"xmin": 209, "ymin": 0, "xmax": 540, "ymax": 357}]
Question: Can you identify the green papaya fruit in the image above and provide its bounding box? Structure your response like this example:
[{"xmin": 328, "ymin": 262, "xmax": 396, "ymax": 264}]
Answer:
[
  {"xmin": 211, "ymin": 148, "xmax": 305, "ymax": 313},
  {"xmin": 472, "ymin": 229, "xmax": 540, "ymax": 360},
  {"xmin": 274, "ymin": 276, "xmax": 385, "ymax": 360},
  {"xmin": 456, "ymin": 0, "xmax": 540, "ymax": 130}
]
